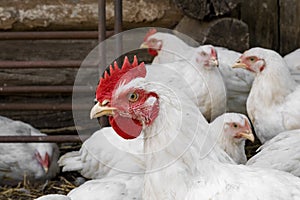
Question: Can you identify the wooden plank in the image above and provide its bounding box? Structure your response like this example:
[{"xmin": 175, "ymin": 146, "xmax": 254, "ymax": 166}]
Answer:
[
  {"xmin": 175, "ymin": 17, "xmax": 249, "ymax": 52},
  {"xmin": 241, "ymin": 0, "xmax": 279, "ymax": 51},
  {"xmin": 279, "ymin": 0, "xmax": 300, "ymax": 55}
]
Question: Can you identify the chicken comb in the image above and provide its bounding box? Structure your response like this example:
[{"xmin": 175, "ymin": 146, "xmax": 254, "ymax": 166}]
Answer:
[
  {"xmin": 143, "ymin": 28, "xmax": 157, "ymax": 41},
  {"xmin": 244, "ymin": 118, "xmax": 251, "ymax": 129},
  {"xmin": 211, "ymin": 47, "xmax": 217, "ymax": 58},
  {"xmin": 96, "ymin": 55, "xmax": 146, "ymax": 102}
]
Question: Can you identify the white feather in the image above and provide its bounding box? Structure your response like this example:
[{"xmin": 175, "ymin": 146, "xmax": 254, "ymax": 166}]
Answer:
[{"xmin": 247, "ymin": 129, "xmax": 300, "ymax": 177}]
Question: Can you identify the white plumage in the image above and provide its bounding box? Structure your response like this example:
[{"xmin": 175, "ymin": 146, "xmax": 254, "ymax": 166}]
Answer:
[
  {"xmin": 210, "ymin": 113, "xmax": 254, "ymax": 164},
  {"xmin": 90, "ymin": 58, "xmax": 300, "ymax": 199},
  {"xmin": 67, "ymin": 174, "xmax": 142, "ymax": 200},
  {"xmin": 0, "ymin": 116, "xmax": 59, "ymax": 186},
  {"xmin": 215, "ymin": 47, "xmax": 254, "ymax": 114},
  {"xmin": 35, "ymin": 174, "xmax": 143, "ymax": 200},
  {"xmin": 58, "ymin": 127, "xmax": 144, "ymax": 179},
  {"xmin": 233, "ymin": 47, "xmax": 300, "ymax": 143},
  {"xmin": 35, "ymin": 194, "xmax": 71, "ymax": 200},
  {"xmin": 247, "ymin": 129, "xmax": 300, "ymax": 177},
  {"xmin": 284, "ymin": 48, "xmax": 300, "ymax": 83},
  {"xmin": 141, "ymin": 31, "xmax": 254, "ymax": 115},
  {"xmin": 161, "ymin": 45, "xmax": 227, "ymax": 121}
]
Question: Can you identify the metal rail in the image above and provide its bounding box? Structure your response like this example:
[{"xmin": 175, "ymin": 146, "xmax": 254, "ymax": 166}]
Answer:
[
  {"xmin": 0, "ymin": 31, "xmax": 114, "ymax": 40},
  {"xmin": 0, "ymin": 135, "xmax": 87, "ymax": 143},
  {"xmin": 0, "ymin": 60, "xmax": 82, "ymax": 69},
  {"xmin": 0, "ymin": 103, "xmax": 91, "ymax": 111},
  {"xmin": 0, "ymin": 0, "xmax": 123, "ymax": 143},
  {"xmin": 0, "ymin": 86, "xmax": 91, "ymax": 94}
]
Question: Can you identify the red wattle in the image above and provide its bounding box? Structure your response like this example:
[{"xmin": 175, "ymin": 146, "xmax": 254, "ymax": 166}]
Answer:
[
  {"xmin": 109, "ymin": 115, "xmax": 143, "ymax": 139},
  {"xmin": 148, "ymin": 48, "xmax": 158, "ymax": 57}
]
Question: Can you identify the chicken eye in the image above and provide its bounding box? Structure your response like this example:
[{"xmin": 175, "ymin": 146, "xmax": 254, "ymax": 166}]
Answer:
[
  {"xmin": 200, "ymin": 51, "xmax": 207, "ymax": 56},
  {"xmin": 232, "ymin": 123, "xmax": 238, "ymax": 128},
  {"xmin": 150, "ymin": 39, "xmax": 157, "ymax": 44},
  {"xmin": 249, "ymin": 57, "xmax": 256, "ymax": 62},
  {"xmin": 128, "ymin": 92, "xmax": 139, "ymax": 102}
]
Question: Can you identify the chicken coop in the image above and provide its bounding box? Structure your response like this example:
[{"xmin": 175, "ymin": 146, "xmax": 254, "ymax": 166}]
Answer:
[{"xmin": 0, "ymin": 0, "xmax": 300, "ymax": 199}]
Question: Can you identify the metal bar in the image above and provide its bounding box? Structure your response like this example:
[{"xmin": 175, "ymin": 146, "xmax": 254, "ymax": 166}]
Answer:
[
  {"xmin": 98, "ymin": 0, "xmax": 107, "ymax": 70},
  {"xmin": 0, "ymin": 86, "xmax": 92, "ymax": 94},
  {"xmin": 98, "ymin": 0, "xmax": 109, "ymax": 128},
  {"xmin": 0, "ymin": 60, "xmax": 82, "ymax": 69},
  {"xmin": 114, "ymin": 0, "xmax": 123, "ymax": 34},
  {"xmin": 98, "ymin": 0, "xmax": 106, "ymax": 42},
  {"xmin": 114, "ymin": 0, "xmax": 123, "ymax": 56},
  {"xmin": 0, "ymin": 135, "xmax": 86, "ymax": 143},
  {"xmin": 0, "ymin": 103, "xmax": 91, "ymax": 111},
  {"xmin": 0, "ymin": 31, "xmax": 114, "ymax": 40}
]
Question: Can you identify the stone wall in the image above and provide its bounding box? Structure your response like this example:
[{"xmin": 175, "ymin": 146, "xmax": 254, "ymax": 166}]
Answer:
[{"xmin": 0, "ymin": 0, "xmax": 183, "ymax": 30}]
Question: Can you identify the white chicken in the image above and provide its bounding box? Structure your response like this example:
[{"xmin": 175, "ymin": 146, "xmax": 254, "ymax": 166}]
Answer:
[
  {"xmin": 247, "ymin": 129, "xmax": 300, "ymax": 177},
  {"xmin": 58, "ymin": 127, "xmax": 144, "ymax": 179},
  {"xmin": 142, "ymin": 41, "xmax": 227, "ymax": 121},
  {"xmin": 210, "ymin": 113, "xmax": 254, "ymax": 164},
  {"xmin": 233, "ymin": 47, "xmax": 300, "ymax": 143},
  {"xmin": 60, "ymin": 56, "xmax": 256, "ymax": 179},
  {"xmin": 59, "ymin": 111, "xmax": 255, "ymax": 178},
  {"xmin": 35, "ymin": 174, "xmax": 142, "ymax": 200},
  {"xmin": 0, "ymin": 116, "xmax": 59, "ymax": 186},
  {"xmin": 169, "ymin": 45, "xmax": 226, "ymax": 121},
  {"xmin": 90, "ymin": 56, "xmax": 300, "ymax": 199},
  {"xmin": 141, "ymin": 29, "xmax": 254, "ymax": 115},
  {"xmin": 284, "ymin": 48, "xmax": 300, "ymax": 83}
]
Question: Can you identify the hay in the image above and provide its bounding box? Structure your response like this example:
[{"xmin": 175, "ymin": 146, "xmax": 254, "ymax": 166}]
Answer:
[{"xmin": 0, "ymin": 172, "xmax": 80, "ymax": 200}]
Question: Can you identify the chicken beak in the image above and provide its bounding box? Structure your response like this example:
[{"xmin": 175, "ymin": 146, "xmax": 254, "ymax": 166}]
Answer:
[
  {"xmin": 232, "ymin": 60, "xmax": 247, "ymax": 69},
  {"xmin": 90, "ymin": 103, "xmax": 117, "ymax": 119},
  {"xmin": 237, "ymin": 130, "xmax": 255, "ymax": 143},
  {"xmin": 140, "ymin": 42, "xmax": 149, "ymax": 49},
  {"xmin": 210, "ymin": 57, "xmax": 219, "ymax": 67},
  {"xmin": 43, "ymin": 166, "xmax": 49, "ymax": 174}
]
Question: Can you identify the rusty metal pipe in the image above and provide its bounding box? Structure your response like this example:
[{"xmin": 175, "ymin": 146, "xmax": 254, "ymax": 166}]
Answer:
[
  {"xmin": 0, "ymin": 103, "xmax": 91, "ymax": 111},
  {"xmin": 0, "ymin": 31, "xmax": 114, "ymax": 40},
  {"xmin": 0, "ymin": 135, "xmax": 87, "ymax": 143},
  {"xmin": 0, "ymin": 86, "xmax": 92, "ymax": 94}
]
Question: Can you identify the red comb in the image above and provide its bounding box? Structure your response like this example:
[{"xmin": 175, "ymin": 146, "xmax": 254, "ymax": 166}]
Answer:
[
  {"xmin": 211, "ymin": 47, "xmax": 217, "ymax": 58},
  {"xmin": 96, "ymin": 56, "xmax": 146, "ymax": 102},
  {"xmin": 143, "ymin": 28, "xmax": 157, "ymax": 42},
  {"xmin": 244, "ymin": 118, "xmax": 251, "ymax": 129}
]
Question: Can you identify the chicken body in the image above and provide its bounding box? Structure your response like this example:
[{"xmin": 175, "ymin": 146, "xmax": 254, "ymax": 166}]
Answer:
[
  {"xmin": 247, "ymin": 129, "xmax": 300, "ymax": 177},
  {"xmin": 91, "ymin": 57, "xmax": 300, "ymax": 199},
  {"xmin": 58, "ymin": 127, "xmax": 144, "ymax": 179},
  {"xmin": 141, "ymin": 31, "xmax": 254, "ymax": 115},
  {"xmin": 233, "ymin": 47, "xmax": 300, "ymax": 143},
  {"xmin": 0, "ymin": 116, "xmax": 59, "ymax": 186}
]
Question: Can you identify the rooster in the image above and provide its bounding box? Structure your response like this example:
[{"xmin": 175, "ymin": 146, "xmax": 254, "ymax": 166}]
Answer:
[
  {"xmin": 0, "ymin": 116, "xmax": 59, "ymax": 186},
  {"xmin": 141, "ymin": 29, "xmax": 254, "ymax": 115},
  {"xmin": 233, "ymin": 47, "xmax": 300, "ymax": 143},
  {"xmin": 90, "ymin": 56, "xmax": 300, "ymax": 199},
  {"xmin": 247, "ymin": 129, "xmax": 300, "ymax": 177}
]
